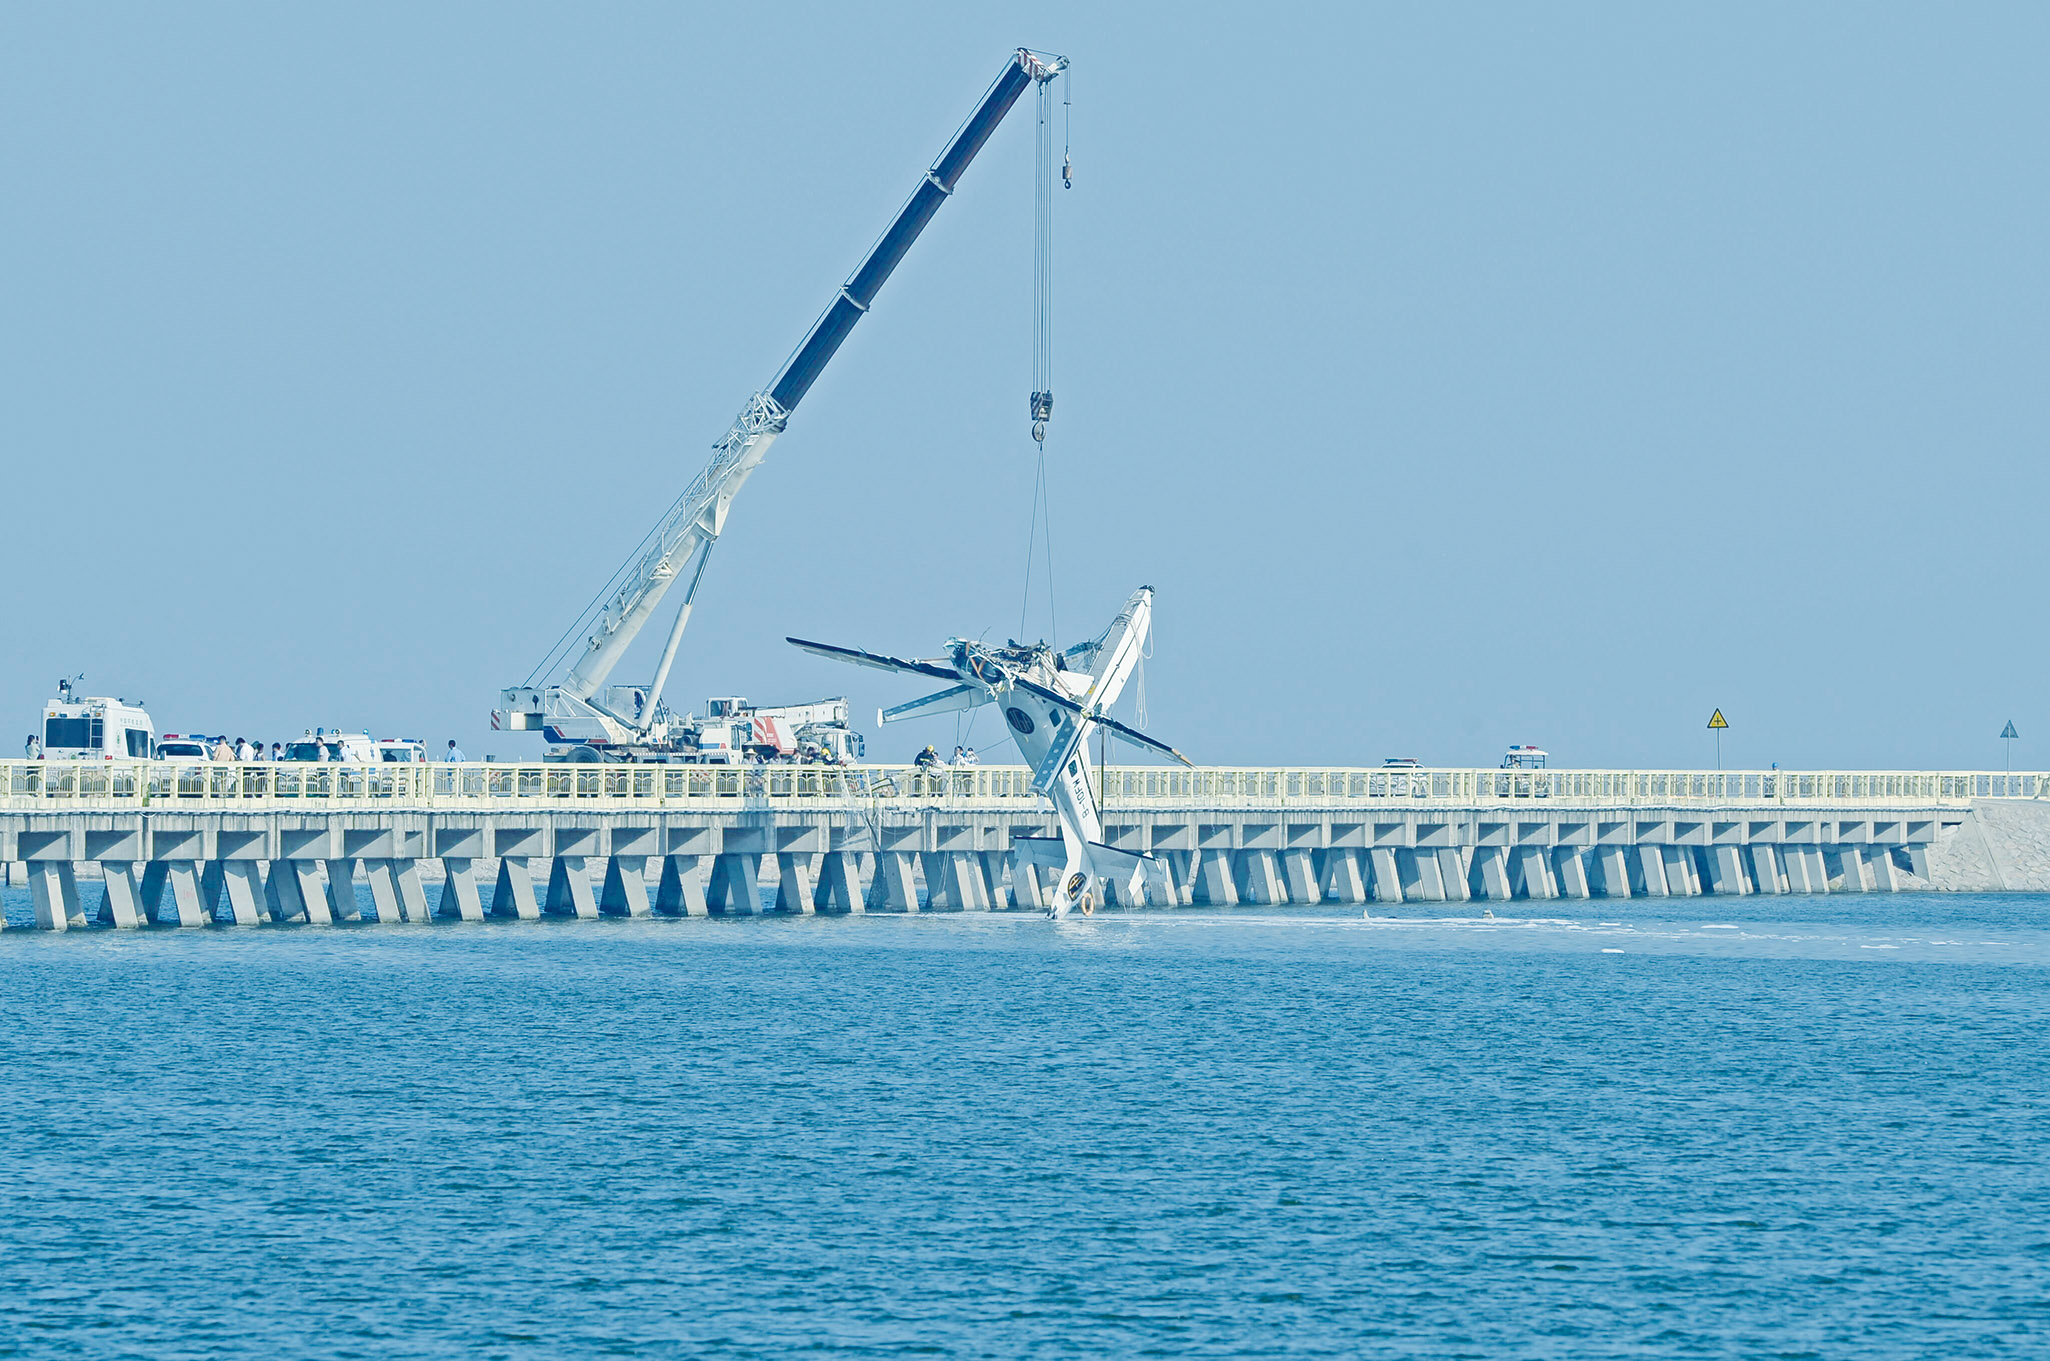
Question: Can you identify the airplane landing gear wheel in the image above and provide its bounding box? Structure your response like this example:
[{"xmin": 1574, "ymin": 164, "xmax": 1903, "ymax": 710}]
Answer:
[{"xmin": 1079, "ymin": 891, "xmax": 1096, "ymax": 916}]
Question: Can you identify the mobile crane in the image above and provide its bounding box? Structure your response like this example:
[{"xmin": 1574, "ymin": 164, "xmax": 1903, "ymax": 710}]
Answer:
[{"xmin": 499, "ymin": 48, "xmax": 1067, "ymax": 761}]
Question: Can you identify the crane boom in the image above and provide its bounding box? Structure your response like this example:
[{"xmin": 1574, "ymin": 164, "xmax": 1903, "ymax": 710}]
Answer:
[{"xmin": 502, "ymin": 48, "xmax": 1066, "ymax": 749}]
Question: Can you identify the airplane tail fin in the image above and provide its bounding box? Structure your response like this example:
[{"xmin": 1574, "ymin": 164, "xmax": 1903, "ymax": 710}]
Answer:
[{"xmin": 1012, "ymin": 836, "xmax": 1171, "ymax": 907}]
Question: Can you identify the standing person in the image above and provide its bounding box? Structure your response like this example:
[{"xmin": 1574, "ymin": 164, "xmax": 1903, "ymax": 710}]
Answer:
[
  {"xmin": 211, "ymin": 735, "xmax": 234, "ymax": 763},
  {"xmin": 235, "ymin": 737, "xmax": 253, "ymax": 762},
  {"xmin": 271, "ymin": 741, "xmax": 283, "ymax": 761},
  {"xmin": 445, "ymin": 739, "xmax": 466, "ymax": 762},
  {"xmin": 960, "ymin": 746, "xmax": 979, "ymax": 765},
  {"xmin": 25, "ymin": 733, "xmax": 41, "ymax": 760}
]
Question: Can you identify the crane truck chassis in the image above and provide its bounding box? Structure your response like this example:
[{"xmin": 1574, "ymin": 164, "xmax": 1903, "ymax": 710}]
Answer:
[{"xmin": 499, "ymin": 49, "xmax": 1067, "ymax": 764}]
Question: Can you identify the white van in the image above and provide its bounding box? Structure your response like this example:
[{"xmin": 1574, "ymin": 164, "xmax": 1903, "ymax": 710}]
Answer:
[
  {"xmin": 281, "ymin": 731, "xmax": 378, "ymax": 762},
  {"xmin": 40, "ymin": 683, "xmax": 155, "ymax": 760}
]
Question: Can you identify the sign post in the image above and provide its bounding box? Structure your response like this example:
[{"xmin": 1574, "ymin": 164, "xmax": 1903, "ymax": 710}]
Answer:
[
  {"xmin": 2002, "ymin": 720, "xmax": 2019, "ymax": 774},
  {"xmin": 1707, "ymin": 708, "xmax": 1729, "ymax": 771}
]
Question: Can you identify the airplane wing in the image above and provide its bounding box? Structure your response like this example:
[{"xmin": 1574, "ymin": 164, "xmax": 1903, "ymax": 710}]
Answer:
[
  {"xmin": 1013, "ymin": 676, "xmax": 1191, "ymax": 767},
  {"xmin": 879, "ymin": 684, "xmax": 984, "ymax": 725},
  {"xmin": 787, "ymin": 637, "xmax": 961, "ymax": 683},
  {"xmin": 1095, "ymin": 714, "xmax": 1191, "ymax": 766}
]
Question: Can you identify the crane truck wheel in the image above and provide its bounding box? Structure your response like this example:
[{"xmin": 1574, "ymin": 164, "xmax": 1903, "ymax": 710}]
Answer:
[{"xmin": 563, "ymin": 745, "xmax": 607, "ymax": 764}]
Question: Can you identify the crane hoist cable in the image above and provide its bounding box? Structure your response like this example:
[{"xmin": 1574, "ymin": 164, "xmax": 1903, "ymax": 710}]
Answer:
[{"xmin": 1019, "ymin": 64, "xmax": 1064, "ymax": 647}]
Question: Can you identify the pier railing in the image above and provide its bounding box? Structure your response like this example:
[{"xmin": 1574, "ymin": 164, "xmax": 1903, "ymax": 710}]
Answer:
[{"xmin": 0, "ymin": 761, "xmax": 2034, "ymax": 812}]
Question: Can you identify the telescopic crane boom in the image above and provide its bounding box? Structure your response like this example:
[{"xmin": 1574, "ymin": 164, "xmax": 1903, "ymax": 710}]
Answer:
[{"xmin": 501, "ymin": 48, "xmax": 1067, "ymax": 753}]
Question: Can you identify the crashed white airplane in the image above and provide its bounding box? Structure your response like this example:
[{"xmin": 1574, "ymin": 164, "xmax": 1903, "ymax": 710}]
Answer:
[{"xmin": 789, "ymin": 585, "xmax": 1189, "ymax": 918}]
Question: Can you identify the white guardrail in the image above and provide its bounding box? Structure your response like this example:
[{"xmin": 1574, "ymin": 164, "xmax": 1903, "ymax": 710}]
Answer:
[{"xmin": 0, "ymin": 762, "xmax": 2038, "ymax": 811}]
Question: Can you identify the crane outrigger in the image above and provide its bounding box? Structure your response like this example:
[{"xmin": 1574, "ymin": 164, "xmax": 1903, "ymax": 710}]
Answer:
[{"xmin": 500, "ymin": 48, "xmax": 1068, "ymax": 760}]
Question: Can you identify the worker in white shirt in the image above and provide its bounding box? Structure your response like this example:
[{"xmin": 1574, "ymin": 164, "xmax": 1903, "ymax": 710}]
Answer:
[{"xmin": 445, "ymin": 740, "xmax": 466, "ymax": 762}]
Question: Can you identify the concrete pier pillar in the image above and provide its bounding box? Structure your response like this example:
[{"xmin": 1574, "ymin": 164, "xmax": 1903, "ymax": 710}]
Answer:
[
  {"xmin": 200, "ymin": 862, "xmax": 227, "ymax": 922},
  {"xmin": 1788, "ymin": 845, "xmax": 1828, "ymax": 894},
  {"xmin": 324, "ymin": 859, "xmax": 363, "ymax": 922},
  {"xmin": 98, "ymin": 862, "xmax": 148, "ymax": 929},
  {"xmin": 284, "ymin": 861, "xmax": 329, "ymax": 923},
  {"xmin": 1191, "ymin": 849, "xmax": 1240, "ymax": 906},
  {"xmin": 272, "ymin": 862, "xmax": 320, "ymax": 923},
  {"xmin": 221, "ymin": 860, "xmax": 266, "ymax": 925},
  {"xmin": 814, "ymin": 852, "xmax": 865, "ymax": 914},
  {"xmin": 773, "ymin": 853, "xmax": 817, "ymax": 915},
  {"xmin": 981, "ymin": 852, "xmax": 1012, "ymax": 910},
  {"xmin": 950, "ymin": 852, "xmax": 992, "ymax": 911},
  {"xmin": 1234, "ymin": 850, "xmax": 1284, "ymax": 905},
  {"xmin": 917, "ymin": 853, "xmax": 953, "ymax": 909},
  {"xmin": 262, "ymin": 862, "xmax": 289, "ymax": 921},
  {"xmin": 598, "ymin": 855, "xmax": 654, "ymax": 917},
  {"xmin": 1634, "ymin": 847, "xmax": 1669, "ymax": 897},
  {"xmin": 395, "ymin": 860, "xmax": 430, "ymax": 922},
  {"xmin": 706, "ymin": 853, "xmax": 760, "ymax": 916},
  {"xmin": 439, "ymin": 857, "xmax": 486, "ymax": 921},
  {"xmin": 139, "ymin": 862, "xmax": 169, "ymax": 924},
  {"xmin": 1706, "ymin": 845, "xmax": 1752, "ymax": 896},
  {"xmin": 1902, "ymin": 844, "xmax": 1931, "ymax": 880},
  {"xmin": 1659, "ymin": 847, "xmax": 1699, "ymax": 897},
  {"xmin": 1552, "ymin": 849, "xmax": 1591, "ymax": 900},
  {"xmin": 1437, "ymin": 848, "xmax": 1471, "ymax": 902},
  {"xmin": 1510, "ymin": 847, "xmax": 1557, "ymax": 900},
  {"xmin": 29, "ymin": 862, "xmax": 84, "ymax": 931},
  {"xmin": 1319, "ymin": 848, "xmax": 1367, "ymax": 905},
  {"xmin": 1165, "ymin": 851, "xmax": 1196, "ymax": 906},
  {"xmin": 868, "ymin": 851, "xmax": 919, "ymax": 911},
  {"xmin": 1403, "ymin": 849, "xmax": 1446, "ymax": 903},
  {"xmin": 654, "ymin": 855, "xmax": 709, "ymax": 917},
  {"xmin": 545, "ymin": 856, "xmax": 599, "ymax": 919},
  {"xmin": 1865, "ymin": 845, "xmax": 1899, "ymax": 892},
  {"xmin": 363, "ymin": 861, "xmax": 409, "ymax": 923},
  {"xmin": 1368, "ymin": 847, "xmax": 1403, "ymax": 903},
  {"xmin": 166, "ymin": 861, "xmax": 212, "ymax": 927},
  {"xmin": 1278, "ymin": 848, "xmax": 1320, "ymax": 905},
  {"xmin": 1008, "ymin": 856, "xmax": 1046, "ymax": 912},
  {"xmin": 1139, "ymin": 854, "xmax": 1179, "ymax": 909},
  {"xmin": 491, "ymin": 856, "xmax": 542, "ymax": 920},
  {"xmin": 1471, "ymin": 846, "xmax": 1512, "ymax": 902},
  {"xmin": 1748, "ymin": 846, "xmax": 1784, "ymax": 895},
  {"xmin": 1591, "ymin": 846, "xmax": 1631, "ymax": 899},
  {"xmin": 1827, "ymin": 846, "xmax": 1868, "ymax": 893}
]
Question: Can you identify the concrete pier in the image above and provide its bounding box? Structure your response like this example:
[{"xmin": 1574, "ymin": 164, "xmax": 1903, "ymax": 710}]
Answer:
[{"xmin": 4, "ymin": 761, "xmax": 2046, "ymax": 930}]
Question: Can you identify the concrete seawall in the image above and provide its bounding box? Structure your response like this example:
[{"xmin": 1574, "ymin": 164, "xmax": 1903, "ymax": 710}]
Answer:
[{"xmin": 1921, "ymin": 799, "xmax": 2050, "ymax": 892}]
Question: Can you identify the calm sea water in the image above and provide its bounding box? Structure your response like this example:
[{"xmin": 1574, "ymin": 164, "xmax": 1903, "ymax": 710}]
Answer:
[{"xmin": 4, "ymin": 889, "xmax": 2049, "ymax": 1358}]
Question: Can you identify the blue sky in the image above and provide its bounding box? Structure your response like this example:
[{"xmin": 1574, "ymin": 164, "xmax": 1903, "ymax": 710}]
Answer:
[{"xmin": 4, "ymin": 4, "xmax": 2046, "ymax": 769}]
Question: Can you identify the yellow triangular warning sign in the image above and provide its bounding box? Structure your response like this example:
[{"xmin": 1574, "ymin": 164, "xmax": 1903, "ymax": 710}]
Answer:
[{"xmin": 1707, "ymin": 709, "xmax": 1729, "ymax": 730}]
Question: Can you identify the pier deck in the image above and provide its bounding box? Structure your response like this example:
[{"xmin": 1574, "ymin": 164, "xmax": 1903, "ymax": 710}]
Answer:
[{"xmin": 1, "ymin": 762, "xmax": 2039, "ymax": 929}]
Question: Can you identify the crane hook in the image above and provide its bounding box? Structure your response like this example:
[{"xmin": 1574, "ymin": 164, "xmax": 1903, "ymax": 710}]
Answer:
[{"xmin": 1061, "ymin": 153, "xmax": 1072, "ymax": 189}]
